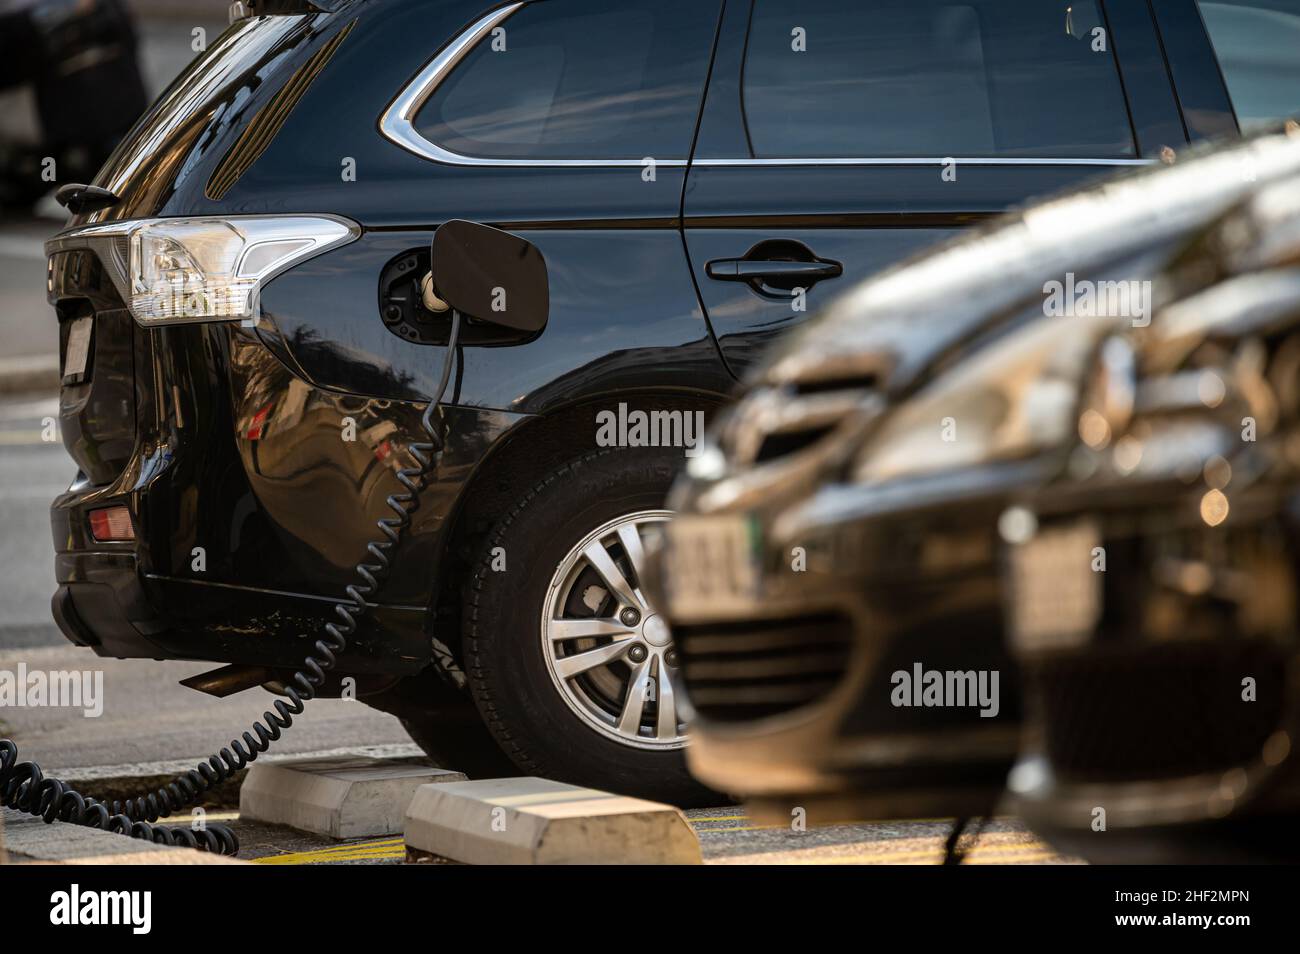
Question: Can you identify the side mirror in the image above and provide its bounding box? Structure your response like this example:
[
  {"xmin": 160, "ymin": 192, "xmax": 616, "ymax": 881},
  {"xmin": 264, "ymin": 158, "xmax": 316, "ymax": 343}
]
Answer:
[{"xmin": 431, "ymin": 220, "xmax": 549, "ymax": 333}]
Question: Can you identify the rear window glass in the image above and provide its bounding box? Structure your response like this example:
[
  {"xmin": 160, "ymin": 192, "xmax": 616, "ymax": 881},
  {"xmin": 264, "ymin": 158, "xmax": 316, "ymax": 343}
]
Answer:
[
  {"xmin": 1198, "ymin": 0, "xmax": 1300, "ymax": 129},
  {"xmin": 95, "ymin": 15, "xmax": 315, "ymax": 200},
  {"xmin": 742, "ymin": 0, "xmax": 1135, "ymax": 159},
  {"xmin": 413, "ymin": 0, "xmax": 717, "ymax": 161}
]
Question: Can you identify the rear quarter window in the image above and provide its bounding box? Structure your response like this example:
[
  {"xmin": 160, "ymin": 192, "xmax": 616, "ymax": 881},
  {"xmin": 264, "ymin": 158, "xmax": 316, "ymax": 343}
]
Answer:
[
  {"xmin": 413, "ymin": 0, "xmax": 718, "ymax": 161},
  {"xmin": 1198, "ymin": 0, "xmax": 1300, "ymax": 128}
]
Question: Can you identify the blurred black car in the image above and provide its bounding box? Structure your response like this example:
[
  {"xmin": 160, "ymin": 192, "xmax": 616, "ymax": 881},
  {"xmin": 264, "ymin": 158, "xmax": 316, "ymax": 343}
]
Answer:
[
  {"xmin": 657, "ymin": 127, "xmax": 1300, "ymax": 826},
  {"xmin": 1004, "ymin": 139, "xmax": 1300, "ymax": 864},
  {"xmin": 0, "ymin": 0, "xmax": 147, "ymax": 211}
]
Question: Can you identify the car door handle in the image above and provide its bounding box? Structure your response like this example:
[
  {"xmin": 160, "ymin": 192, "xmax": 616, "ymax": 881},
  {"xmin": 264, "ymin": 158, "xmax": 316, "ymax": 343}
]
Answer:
[{"xmin": 705, "ymin": 259, "xmax": 843, "ymax": 282}]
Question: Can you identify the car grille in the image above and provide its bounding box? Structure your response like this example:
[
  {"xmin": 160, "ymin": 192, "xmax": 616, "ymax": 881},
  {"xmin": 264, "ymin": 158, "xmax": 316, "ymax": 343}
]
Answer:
[
  {"xmin": 674, "ymin": 612, "xmax": 853, "ymax": 722},
  {"xmin": 1028, "ymin": 640, "xmax": 1286, "ymax": 783}
]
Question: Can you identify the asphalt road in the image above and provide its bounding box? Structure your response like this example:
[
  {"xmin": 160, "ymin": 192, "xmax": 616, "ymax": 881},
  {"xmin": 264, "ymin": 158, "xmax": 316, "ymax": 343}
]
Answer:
[
  {"xmin": 0, "ymin": 395, "xmax": 66, "ymax": 646},
  {"xmin": 0, "ymin": 224, "xmax": 54, "ymax": 363}
]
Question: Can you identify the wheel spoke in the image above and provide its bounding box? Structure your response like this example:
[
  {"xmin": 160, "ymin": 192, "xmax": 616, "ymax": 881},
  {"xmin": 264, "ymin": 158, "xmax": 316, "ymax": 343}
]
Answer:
[
  {"xmin": 581, "ymin": 539, "xmax": 641, "ymax": 609},
  {"xmin": 616, "ymin": 523, "xmax": 648, "ymax": 589},
  {"xmin": 655, "ymin": 661, "xmax": 679, "ymax": 740},
  {"xmin": 617, "ymin": 659, "xmax": 652, "ymax": 735},
  {"xmin": 553, "ymin": 639, "xmax": 633, "ymax": 679},
  {"xmin": 549, "ymin": 618, "xmax": 633, "ymax": 641}
]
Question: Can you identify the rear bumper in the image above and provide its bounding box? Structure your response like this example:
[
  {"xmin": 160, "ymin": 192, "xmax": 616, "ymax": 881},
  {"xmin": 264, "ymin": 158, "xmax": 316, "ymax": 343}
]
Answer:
[
  {"xmin": 51, "ymin": 553, "xmax": 149, "ymax": 654},
  {"xmin": 50, "ymin": 547, "xmax": 432, "ymax": 674}
]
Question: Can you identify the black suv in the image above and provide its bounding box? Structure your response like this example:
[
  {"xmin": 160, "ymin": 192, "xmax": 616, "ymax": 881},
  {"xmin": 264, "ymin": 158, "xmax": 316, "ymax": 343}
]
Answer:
[{"xmin": 43, "ymin": 0, "xmax": 1262, "ymax": 802}]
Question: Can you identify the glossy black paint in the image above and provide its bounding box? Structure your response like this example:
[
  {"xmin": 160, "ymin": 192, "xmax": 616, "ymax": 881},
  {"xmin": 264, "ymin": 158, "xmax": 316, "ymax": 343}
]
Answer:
[
  {"xmin": 1151, "ymin": 0, "xmax": 1240, "ymax": 141},
  {"xmin": 1104, "ymin": 0, "xmax": 1192, "ymax": 152},
  {"xmin": 680, "ymin": 0, "xmax": 1182, "ymax": 377},
  {"xmin": 46, "ymin": 259, "xmax": 518, "ymax": 670},
  {"xmin": 259, "ymin": 228, "xmax": 731, "ymax": 409}
]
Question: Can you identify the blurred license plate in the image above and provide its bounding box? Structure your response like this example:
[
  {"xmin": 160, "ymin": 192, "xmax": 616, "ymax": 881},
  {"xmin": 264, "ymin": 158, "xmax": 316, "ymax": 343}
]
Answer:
[
  {"xmin": 63, "ymin": 316, "xmax": 93, "ymax": 382},
  {"xmin": 1007, "ymin": 519, "xmax": 1101, "ymax": 651},
  {"xmin": 663, "ymin": 515, "xmax": 761, "ymax": 612}
]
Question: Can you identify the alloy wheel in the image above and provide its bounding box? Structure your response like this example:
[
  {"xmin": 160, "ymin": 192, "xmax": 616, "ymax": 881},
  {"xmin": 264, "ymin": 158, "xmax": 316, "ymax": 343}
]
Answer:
[{"xmin": 541, "ymin": 510, "xmax": 686, "ymax": 749}]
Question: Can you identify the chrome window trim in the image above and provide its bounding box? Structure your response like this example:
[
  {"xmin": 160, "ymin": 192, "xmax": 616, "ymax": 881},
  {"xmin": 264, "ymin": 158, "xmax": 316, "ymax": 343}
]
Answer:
[
  {"xmin": 376, "ymin": 2, "xmax": 668, "ymax": 168},
  {"xmin": 379, "ymin": 3, "xmax": 1153, "ymax": 171},
  {"xmin": 692, "ymin": 157, "xmax": 1152, "ymax": 167}
]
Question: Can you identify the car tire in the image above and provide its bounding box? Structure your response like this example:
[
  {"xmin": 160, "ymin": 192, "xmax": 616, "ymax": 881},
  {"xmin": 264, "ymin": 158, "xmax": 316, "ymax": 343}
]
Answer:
[
  {"xmin": 398, "ymin": 716, "xmax": 520, "ymax": 779},
  {"xmin": 364, "ymin": 670, "xmax": 519, "ymax": 778},
  {"xmin": 463, "ymin": 447, "xmax": 716, "ymax": 806}
]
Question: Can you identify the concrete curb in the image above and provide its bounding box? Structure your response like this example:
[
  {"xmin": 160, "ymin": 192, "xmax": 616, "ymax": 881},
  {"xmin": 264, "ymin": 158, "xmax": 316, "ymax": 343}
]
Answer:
[
  {"xmin": 404, "ymin": 777, "xmax": 703, "ymax": 865},
  {"xmin": 241, "ymin": 755, "xmax": 466, "ymax": 839},
  {"xmin": 41, "ymin": 743, "xmax": 429, "ymax": 810},
  {"xmin": 1, "ymin": 808, "xmax": 247, "ymax": 865},
  {"xmin": 0, "ymin": 355, "xmax": 58, "ymax": 395}
]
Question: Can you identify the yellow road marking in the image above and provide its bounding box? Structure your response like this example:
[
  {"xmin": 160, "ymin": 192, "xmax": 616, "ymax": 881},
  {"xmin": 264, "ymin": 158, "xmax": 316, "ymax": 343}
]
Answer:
[
  {"xmin": 254, "ymin": 842, "xmax": 406, "ymax": 865},
  {"xmin": 797, "ymin": 841, "xmax": 1060, "ymax": 865},
  {"xmin": 308, "ymin": 837, "xmax": 403, "ymax": 851},
  {"xmin": 690, "ymin": 815, "xmax": 958, "ymax": 830},
  {"xmin": 0, "ymin": 431, "xmax": 48, "ymax": 445},
  {"xmin": 965, "ymin": 850, "xmax": 1063, "ymax": 865}
]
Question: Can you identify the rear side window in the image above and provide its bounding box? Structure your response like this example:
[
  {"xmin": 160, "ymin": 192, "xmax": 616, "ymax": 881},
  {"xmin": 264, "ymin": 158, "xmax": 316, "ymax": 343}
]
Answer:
[
  {"xmin": 413, "ymin": 0, "xmax": 717, "ymax": 160},
  {"xmin": 1198, "ymin": 0, "xmax": 1300, "ymax": 128},
  {"xmin": 742, "ymin": 0, "xmax": 1135, "ymax": 159}
]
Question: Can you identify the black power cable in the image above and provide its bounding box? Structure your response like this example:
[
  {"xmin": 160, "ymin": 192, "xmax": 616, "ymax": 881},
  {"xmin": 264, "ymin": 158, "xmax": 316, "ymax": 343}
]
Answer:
[
  {"xmin": 943, "ymin": 815, "xmax": 989, "ymax": 865},
  {"xmin": 0, "ymin": 313, "xmax": 463, "ymax": 856}
]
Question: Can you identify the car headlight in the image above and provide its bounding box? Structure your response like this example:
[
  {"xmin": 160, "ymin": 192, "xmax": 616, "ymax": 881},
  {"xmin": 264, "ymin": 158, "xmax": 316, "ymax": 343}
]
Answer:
[
  {"xmin": 126, "ymin": 215, "xmax": 358, "ymax": 326},
  {"xmin": 856, "ymin": 313, "xmax": 1115, "ymax": 483}
]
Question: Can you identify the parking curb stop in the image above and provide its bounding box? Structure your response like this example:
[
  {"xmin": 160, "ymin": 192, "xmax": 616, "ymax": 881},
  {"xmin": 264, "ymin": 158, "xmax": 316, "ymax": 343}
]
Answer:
[
  {"xmin": 403, "ymin": 777, "xmax": 703, "ymax": 864},
  {"xmin": 240, "ymin": 755, "xmax": 466, "ymax": 839}
]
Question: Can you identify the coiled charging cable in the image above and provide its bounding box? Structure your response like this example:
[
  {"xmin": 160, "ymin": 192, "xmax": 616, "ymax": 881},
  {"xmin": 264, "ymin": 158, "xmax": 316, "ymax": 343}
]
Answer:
[{"xmin": 0, "ymin": 313, "xmax": 462, "ymax": 855}]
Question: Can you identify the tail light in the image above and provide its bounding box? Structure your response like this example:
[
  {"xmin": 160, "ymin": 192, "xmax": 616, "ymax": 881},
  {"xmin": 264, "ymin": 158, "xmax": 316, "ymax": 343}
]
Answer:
[
  {"xmin": 128, "ymin": 215, "xmax": 357, "ymax": 326},
  {"xmin": 88, "ymin": 506, "xmax": 134, "ymax": 542}
]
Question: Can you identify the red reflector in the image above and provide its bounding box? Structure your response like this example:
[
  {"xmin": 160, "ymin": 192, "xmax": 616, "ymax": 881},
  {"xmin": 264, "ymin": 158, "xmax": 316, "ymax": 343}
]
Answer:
[
  {"xmin": 246, "ymin": 402, "xmax": 272, "ymax": 441},
  {"xmin": 88, "ymin": 506, "xmax": 134, "ymax": 542}
]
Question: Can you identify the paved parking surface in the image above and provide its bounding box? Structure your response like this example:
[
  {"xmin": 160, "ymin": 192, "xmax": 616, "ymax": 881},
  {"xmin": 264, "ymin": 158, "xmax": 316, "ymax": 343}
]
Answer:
[{"xmin": 225, "ymin": 808, "xmax": 1073, "ymax": 866}]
